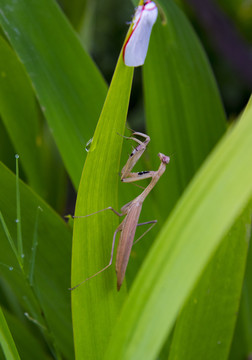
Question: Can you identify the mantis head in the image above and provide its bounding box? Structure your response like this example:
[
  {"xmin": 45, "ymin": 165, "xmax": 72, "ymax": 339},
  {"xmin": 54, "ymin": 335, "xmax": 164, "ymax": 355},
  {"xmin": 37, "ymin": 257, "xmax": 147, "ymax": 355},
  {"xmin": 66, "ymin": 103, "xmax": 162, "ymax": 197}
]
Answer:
[{"xmin": 158, "ymin": 153, "xmax": 170, "ymax": 165}]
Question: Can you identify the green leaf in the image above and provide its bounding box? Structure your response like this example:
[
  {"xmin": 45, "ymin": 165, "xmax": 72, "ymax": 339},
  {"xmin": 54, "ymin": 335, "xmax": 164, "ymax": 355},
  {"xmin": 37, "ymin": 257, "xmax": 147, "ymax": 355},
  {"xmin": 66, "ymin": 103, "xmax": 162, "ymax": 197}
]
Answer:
[
  {"xmin": 126, "ymin": 0, "xmax": 227, "ymax": 291},
  {"xmin": 0, "ymin": 162, "xmax": 73, "ymax": 358},
  {"xmin": 2, "ymin": 308, "xmax": 50, "ymax": 360},
  {"xmin": 229, "ymin": 203, "xmax": 252, "ymax": 359},
  {"xmin": 0, "ymin": 307, "xmax": 21, "ymax": 360},
  {"xmin": 0, "ymin": 34, "xmax": 69, "ymax": 210},
  {"xmin": 168, "ymin": 204, "xmax": 251, "ymax": 360},
  {"xmin": 0, "ymin": 36, "xmax": 44, "ymax": 195},
  {"xmin": 71, "ymin": 44, "xmax": 134, "ymax": 358},
  {"xmin": 104, "ymin": 98, "xmax": 252, "ymax": 360},
  {"xmin": 0, "ymin": 0, "xmax": 107, "ymax": 188},
  {"xmin": 144, "ymin": 0, "xmax": 227, "ymax": 217}
]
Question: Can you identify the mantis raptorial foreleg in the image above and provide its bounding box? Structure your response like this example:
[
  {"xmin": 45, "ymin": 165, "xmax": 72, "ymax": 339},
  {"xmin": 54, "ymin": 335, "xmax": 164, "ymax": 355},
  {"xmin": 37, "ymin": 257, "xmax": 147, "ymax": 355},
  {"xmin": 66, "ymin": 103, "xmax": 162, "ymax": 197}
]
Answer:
[
  {"xmin": 70, "ymin": 131, "xmax": 170, "ymax": 291},
  {"xmin": 120, "ymin": 132, "xmax": 152, "ymax": 181},
  {"xmin": 120, "ymin": 131, "xmax": 159, "ymax": 183}
]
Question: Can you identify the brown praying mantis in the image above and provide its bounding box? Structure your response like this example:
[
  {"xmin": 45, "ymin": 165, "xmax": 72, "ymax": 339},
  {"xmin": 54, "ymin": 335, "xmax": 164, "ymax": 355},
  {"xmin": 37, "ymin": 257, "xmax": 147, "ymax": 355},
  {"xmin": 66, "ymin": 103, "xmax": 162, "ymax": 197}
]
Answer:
[{"xmin": 70, "ymin": 132, "xmax": 170, "ymax": 291}]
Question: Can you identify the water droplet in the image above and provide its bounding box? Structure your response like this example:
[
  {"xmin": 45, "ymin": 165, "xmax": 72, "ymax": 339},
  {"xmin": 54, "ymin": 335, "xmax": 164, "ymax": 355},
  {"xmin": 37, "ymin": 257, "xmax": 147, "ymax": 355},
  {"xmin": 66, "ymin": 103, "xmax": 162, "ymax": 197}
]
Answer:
[
  {"xmin": 21, "ymin": 254, "xmax": 25, "ymax": 259},
  {"xmin": 85, "ymin": 137, "xmax": 93, "ymax": 152},
  {"xmin": 9, "ymin": 266, "xmax": 13, "ymax": 271},
  {"xmin": 15, "ymin": 154, "xmax": 19, "ymax": 159},
  {"xmin": 13, "ymin": 27, "xmax": 20, "ymax": 35},
  {"xmin": 15, "ymin": 219, "xmax": 19, "ymax": 223}
]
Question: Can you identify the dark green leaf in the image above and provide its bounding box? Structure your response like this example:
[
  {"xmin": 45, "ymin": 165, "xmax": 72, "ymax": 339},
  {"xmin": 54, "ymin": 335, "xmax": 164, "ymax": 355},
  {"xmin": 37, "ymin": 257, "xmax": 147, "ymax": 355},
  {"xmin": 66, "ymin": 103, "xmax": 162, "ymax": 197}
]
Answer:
[{"xmin": 0, "ymin": 0, "xmax": 107, "ymax": 188}]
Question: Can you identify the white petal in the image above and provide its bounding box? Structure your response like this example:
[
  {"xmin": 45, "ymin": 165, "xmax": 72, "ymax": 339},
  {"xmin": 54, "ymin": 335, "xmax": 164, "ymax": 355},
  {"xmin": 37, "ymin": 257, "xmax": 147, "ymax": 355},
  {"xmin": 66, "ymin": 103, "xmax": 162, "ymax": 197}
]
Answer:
[{"xmin": 123, "ymin": 1, "xmax": 158, "ymax": 67}]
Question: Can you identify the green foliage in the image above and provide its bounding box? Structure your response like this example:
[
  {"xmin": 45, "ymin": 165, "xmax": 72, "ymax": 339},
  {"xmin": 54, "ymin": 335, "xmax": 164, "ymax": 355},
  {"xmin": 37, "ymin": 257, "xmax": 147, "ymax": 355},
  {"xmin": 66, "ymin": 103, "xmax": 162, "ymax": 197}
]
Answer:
[
  {"xmin": 0, "ymin": 0, "xmax": 251, "ymax": 359},
  {"xmin": 0, "ymin": 307, "xmax": 20, "ymax": 360}
]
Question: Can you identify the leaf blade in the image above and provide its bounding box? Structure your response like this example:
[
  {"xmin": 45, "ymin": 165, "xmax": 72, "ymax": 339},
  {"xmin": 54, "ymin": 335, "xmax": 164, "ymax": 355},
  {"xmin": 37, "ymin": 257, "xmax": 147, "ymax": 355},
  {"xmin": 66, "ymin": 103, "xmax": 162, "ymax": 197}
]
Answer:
[
  {"xmin": 0, "ymin": 0, "xmax": 107, "ymax": 188},
  {"xmin": 144, "ymin": 0, "xmax": 227, "ymax": 216},
  {"xmin": 105, "ymin": 98, "xmax": 252, "ymax": 360},
  {"xmin": 0, "ymin": 307, "xmax": 21, "ymax": 360},
  {"xmin": 168, "ymin": 204, "xmax": 251, "ymax": 360},
  {"xmin": 71, "ymin": 43, "xmax": 134, "ymax": 359}
]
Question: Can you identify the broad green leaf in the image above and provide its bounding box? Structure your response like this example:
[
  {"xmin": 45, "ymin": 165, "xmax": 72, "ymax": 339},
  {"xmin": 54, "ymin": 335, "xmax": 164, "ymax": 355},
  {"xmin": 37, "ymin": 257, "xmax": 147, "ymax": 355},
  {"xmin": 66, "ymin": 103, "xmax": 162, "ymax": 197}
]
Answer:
[
  {"xmin": 144, "ymin": 0, "xmax": 226, "ymax": 217},
  {"xmin": 0, "ymin": 36, "xmax": 45, "ymax": 197},
  {"xmin": 169, "ymin": 97, "xmax": 252, "ymax": 360},
  {"xmin": 126, "ymin": 0, "xmax": 226, "ymax": 289},
  {"xmin": 71, "ymin": 42, "xmax": 134, "ymax": 359},
  {"xmin": 105, "ymin": 98, "xmax": 252, "ymax": 360},
  {"xmin": 0, "ymin": 307, "xmax": 20, "ymax": 360},
  {"xmin": 168, "ymin": 204, "xmax": 251, "ymax": 360},
  {"xmin": 0, "ymin": 162, "xmax": 73, "ymax": 359},
  {"xmin": 0, "ymin": 34, "xmax": 68, "ymax": 210},
  {"xmin": 0, "ymin": 0, "xmax": 107, "ymax": 189}
]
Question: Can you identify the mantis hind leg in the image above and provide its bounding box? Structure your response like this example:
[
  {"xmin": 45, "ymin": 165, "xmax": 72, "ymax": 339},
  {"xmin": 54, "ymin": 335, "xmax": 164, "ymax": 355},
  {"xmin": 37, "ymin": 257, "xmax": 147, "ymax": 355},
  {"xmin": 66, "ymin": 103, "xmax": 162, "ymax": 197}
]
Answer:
[
  {"xmin": 69, "ymin": 227, "xmax": 121, "ymax": 290},
  {"xmin": 133, "ymin": 220, "xmax": 157, "ymax": 245}
]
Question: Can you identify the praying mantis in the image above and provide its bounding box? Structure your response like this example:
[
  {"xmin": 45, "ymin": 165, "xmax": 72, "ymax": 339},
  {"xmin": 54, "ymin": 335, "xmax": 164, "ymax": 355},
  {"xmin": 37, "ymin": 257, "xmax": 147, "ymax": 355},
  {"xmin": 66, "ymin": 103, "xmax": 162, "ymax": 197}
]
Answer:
[{"xmin": 70, "ymin": 132, "xmax": 170, "ymax": 291}]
